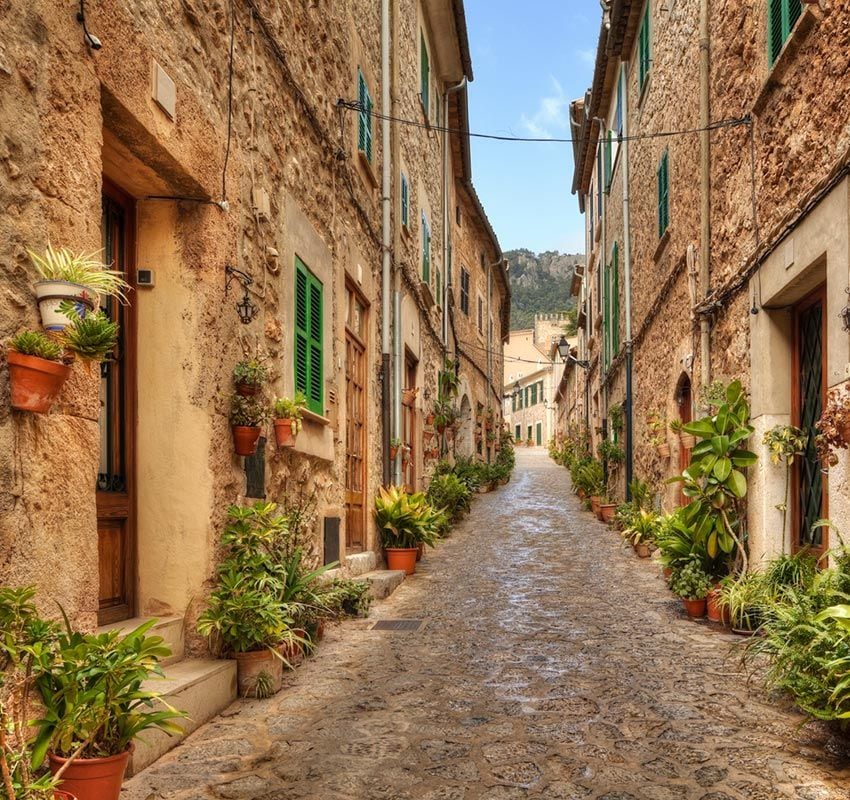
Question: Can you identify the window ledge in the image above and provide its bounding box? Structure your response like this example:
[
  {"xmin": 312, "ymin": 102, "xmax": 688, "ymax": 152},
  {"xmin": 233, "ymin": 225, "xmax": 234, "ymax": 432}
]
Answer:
[
  {"xmin": 653, "ymin": 228, "xmax": 671, "ymax": 263},
  {"xmin": 302, "ymin": 408, "xmax": 331, "ymax": 427},
  {"xmin": 357, "ymin": 150, "xmax": 379, "ymax": 188},
  {"xmin": 753, "ymin": 6, "xmax": 820, "ymax": 116}
]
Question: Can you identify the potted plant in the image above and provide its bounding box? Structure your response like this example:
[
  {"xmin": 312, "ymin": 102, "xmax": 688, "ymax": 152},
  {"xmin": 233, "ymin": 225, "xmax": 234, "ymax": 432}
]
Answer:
[
  {"xmin": 28, "ymin": 245, "xmax": 130, "ymax": 332},
  {"xmin": 401, "ymin": 444, "xmax": 412, "ymax": 469},
  {"xmin": 272, "ymin": 392, "xmax": 306, "ymax": 447},
  {"xmin": 669, "ymin": 557, "xmax": 711, "ymax": 618},
  {"xmin": 6, "ymin": 332, "xmax": 70, "ymax": 414},
  {"xmin": 32, "ymin": 621, "xmax": 185, "ymax": 800},
  {"xmin": 598, "ymin": 497, "xmax": 617, "ymax": 524},
  {"xmin": 647, "ymin": 411, "xmax": 669, "ymax": 457},
  {"xmin": 59, "ymin": 305, "xmax": 119, "ymax": 362},
  {"xmin": 526, "ymin": 437, "xmax": 534, "ymax": 447},
  {"xmin": 716, "ymin": 572, "xmax": 768, "ymax": 635},
  {"xmin": 0, "ymin": 586, "xmax": 76, "ymax": 800},
  {"xmin": 197, "ymin": 504, "xmax": 302, "ymax": 698},
  {"xmin": 389, "ymin": 437, "xmax": 402, "ymax": 460},
  {"xmin": 230, "ymin": 395, "xmax": 266, "ymax": 456},
  {"xmin": 816, "ymin": 381, "xmax": 850, "ymax": 467},
  {"xmin": 232, "ymin": 347, "xmax": 269, "ymax": 396},
  {"xmin": 669, "ymin": 418, "xmax": 695, "ymax": 450},
  {"xmin": 623, "ymin": 509, "xmax": 658, "ymax": 558},
  {"xmin": 432, "ymin": 400, "xmax": 456, "ymax": 434},
  {"xmin": 374, "ymin": 486, "xmax": 440, "ymax": 575},
  {"xmin": 402, "ymin": 387, "xmax": 419, "ymax": 407}
]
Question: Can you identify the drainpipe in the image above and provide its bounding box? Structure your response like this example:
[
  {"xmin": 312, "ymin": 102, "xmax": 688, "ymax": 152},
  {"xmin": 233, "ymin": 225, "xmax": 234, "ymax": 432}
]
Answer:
[
  {"xmin": 621, "ymin": 61, "xmax": 634, "ymax": 501},
  {"xmin": 381, "ymin": 0, "xmax": 393, "ymax": 485},
  {"xmin": 393, "ymin": 288, "xmax": 403, "ymax": 485},
  {"xmin": 699, "ymin": 0, "xmax": 711, "ymax": 400},
  {"xmin": 442, "ymin": 78, "xmax": 467, "ymax": 350}
]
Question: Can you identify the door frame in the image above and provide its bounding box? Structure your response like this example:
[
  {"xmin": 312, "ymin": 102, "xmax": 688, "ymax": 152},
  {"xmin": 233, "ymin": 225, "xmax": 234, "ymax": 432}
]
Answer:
[
  {"xmin": 791, "ymin": 284, "xmax": 828, "ymax": 556},
  {"xmin": 97, "ymin": 177, "xmax": 138, "ymax": 625},
  {"xmin": 344, "ymin": 279, "xmax": 369, "ymax": 553}
]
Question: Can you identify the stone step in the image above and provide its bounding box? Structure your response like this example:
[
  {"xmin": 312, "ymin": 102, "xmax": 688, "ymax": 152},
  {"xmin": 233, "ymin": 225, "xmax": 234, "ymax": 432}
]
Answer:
[
  {"xmin": 346, "ymin": 550, "xmax": 377, "ymax": 577},
  {"xmin": 98, "ymin": 615, "xmax": 185, "ymax": 665},
  {"xmin": 356, "ymin": 569, "xmax": 406, "ymax": 600},
  {"xmin": 129, "ymin": 658, "xmax": 237, "ymax": 776}
]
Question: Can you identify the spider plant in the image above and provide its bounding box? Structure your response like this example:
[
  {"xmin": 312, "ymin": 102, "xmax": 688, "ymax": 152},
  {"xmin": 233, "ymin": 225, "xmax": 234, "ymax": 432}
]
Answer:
[{"xmin": 28, "ymin": 244, "xmax": 131, "ymax": 303}]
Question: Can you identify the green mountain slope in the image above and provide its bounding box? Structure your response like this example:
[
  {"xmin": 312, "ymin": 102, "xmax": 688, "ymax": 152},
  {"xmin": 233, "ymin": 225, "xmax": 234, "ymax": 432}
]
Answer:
[{"xmin": 506, "ymin": 249, "xmax": 584, "ymax": 330}]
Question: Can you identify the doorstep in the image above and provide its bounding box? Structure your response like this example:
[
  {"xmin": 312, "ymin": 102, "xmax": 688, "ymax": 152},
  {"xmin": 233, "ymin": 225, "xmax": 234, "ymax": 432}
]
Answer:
[
  {"xmin": 346, "ymin": 550, "xmax": 377, "ymax": 577},
  {"xmin": 129, "ymin": 658, "xmax": 237, "ymax": 776},
  {"xmin": 98, "ymin": 615, "xmax": 185, "ymax": 665},
  {"xmin": 356, "ymin": 569, "xmax": 406, "ymax": 599}
]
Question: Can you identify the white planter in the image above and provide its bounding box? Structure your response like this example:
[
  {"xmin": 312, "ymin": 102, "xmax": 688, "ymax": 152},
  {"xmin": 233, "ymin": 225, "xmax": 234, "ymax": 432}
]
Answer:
[{"xmin": 35, "ymin": 280, "xmax": 99, "ymax": 330}]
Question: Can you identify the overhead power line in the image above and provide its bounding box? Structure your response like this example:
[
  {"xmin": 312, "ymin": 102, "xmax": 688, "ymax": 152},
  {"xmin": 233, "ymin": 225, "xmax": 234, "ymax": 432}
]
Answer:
[{"xmin": 336, "ymin": 99, "xmax": 750, "ymax": 145}]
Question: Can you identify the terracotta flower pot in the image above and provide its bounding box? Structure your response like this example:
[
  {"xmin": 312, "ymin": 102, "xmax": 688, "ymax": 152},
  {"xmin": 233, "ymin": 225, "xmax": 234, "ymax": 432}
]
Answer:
[
  {"xmin": 232, "ymin": 425, "xmax": 261, "ymax": 456},
  {"xmin": 416, "ymin": 542, "xmax": 424, "ymax": 561},
  {"xmin": 385, "ymin": 547, "xmax": 418, "ymax": 575},
  {"xmin": 680, "ymin": 433, "xmax": 697, "ymax": 450},
  {"xmin": 706, "ymin": 587, "xmax": 726, "ymax": 624},
  {"xmin": 274, "ymin": 418, "xmax": 297, "ymax": 447},
  {"xmin": 683, "ymin": 598, "xmax": 707, "ymax": 619},
  {"xmin": 426, "ymin": 413, "xmax": 435, "ymax": 426},
  {"xmin": 48, "ymin": 745, "xmax": 132, "ymax": 800},
  {"xmin": 600, "ymin": 503, "xmax": 616, "ymax": 523},
  {"xmin": 54, "ymin": 791, "xmax": 78, "ymax": 800},
  {"xmin": 235, "ymin": 381, "xmax": 259, "ymax": 397},
  {"xmin": 656, "ymin": 442, "xmax": 671, "ymax": 458},
  {"xmin": 590, "ymin": 495, "xmax": 601, "ymax": 515},
  {"xmin": 7, "ymin": 350, "xmax": 70, "ymax": 413},
  {"xmin": 634, "ymin": 542, "xmax": 651, "ymax": 558},
  {"xmin": 389, "ymin": 445, "xmax": 399, "ymax": 460},
  {"xmin": 436, "ymin": 423, "xmax": 446, "ymax": 434},
  {"xmin": 235, "ymin": 648, "xmax": 283, "ymax": 697},
  {"xmin": 663, "ymin": 566, "xmax": 673, "ymax": 580}
]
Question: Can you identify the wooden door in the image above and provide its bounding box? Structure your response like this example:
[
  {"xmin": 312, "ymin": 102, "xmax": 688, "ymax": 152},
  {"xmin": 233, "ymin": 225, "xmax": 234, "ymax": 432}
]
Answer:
[
  {"xmin": 344, "ymin": 284, "xmax": 368, "ymax": 553},
  {"xmin": 793, "ymin": 286, "xmax": 827, "ymax": 555},
  {"xmin": 98, "ymin": 180, "xmax": 136, "ymax": 624},
  {"xmin": 677, "ymin": 375, "xmax": 693, "ymax": 507},
  {"xmin": 403, "ymin": 354, "xmax": 418, "ymax": 490}
]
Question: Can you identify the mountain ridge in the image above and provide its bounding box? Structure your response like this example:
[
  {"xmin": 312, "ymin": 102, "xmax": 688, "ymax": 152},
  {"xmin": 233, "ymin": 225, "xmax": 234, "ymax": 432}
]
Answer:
[{"xmin": 506, "ymin": 249, "xmax": 583, "ymax": 330}]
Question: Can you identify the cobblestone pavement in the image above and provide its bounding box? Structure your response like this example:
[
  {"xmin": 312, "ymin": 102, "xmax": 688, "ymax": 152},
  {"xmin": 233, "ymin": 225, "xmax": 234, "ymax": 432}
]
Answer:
[{"xmin": 124, "ymin": 450, "xmax": 850, "ymax": 800}]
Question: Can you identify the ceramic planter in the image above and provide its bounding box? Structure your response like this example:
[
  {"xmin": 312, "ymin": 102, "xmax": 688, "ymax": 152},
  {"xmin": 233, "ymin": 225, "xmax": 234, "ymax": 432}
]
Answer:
[
  {"xmin": 385, "ymin": 547, "xmax": 418, "ymax": 575},
  {"xmin": 600, "ymin": 503, "xmax": 616, "ymax": 524},
  {"xmin": 35, "ymin": 280, "xmax": 98, "ymax": 331},
  {"xmin": 683, "ymin": 598, "xmax": 707, "ymax": 619},
  {"xmin": 274, "ymin": 418, "xmax": 297, "ymax": 447},
  {"xmin": 7, "ymin": 350, "xmax": 71, "ymax": 413},
  {"xmin": 656, "ymin": 442, "xmax": 671, "ymax": 458},
  {"xmin": 48, "ymin": 745, "xmax": 132, "ymax": 800},
  {"xmin": 235, "ymin": 648, "xmax": 284, "ymax": 697},
  {"xmin": 232, "ymin": 425, "xmax": 261, "ymax": 456}
]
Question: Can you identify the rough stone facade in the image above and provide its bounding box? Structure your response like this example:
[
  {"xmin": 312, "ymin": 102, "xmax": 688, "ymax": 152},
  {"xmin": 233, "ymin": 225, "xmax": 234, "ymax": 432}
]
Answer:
[
  {"xmin": 565, "ymin": 0, "xmax": 850, "ymax": 561},
  {"xmin": 0, "ymin": 0, "xmax": 506, "ymax": 652}
]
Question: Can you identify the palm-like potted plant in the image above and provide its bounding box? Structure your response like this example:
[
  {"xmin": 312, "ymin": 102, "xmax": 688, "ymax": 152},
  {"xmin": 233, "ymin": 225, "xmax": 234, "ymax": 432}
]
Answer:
[
  {"xmin": 272, "ymin": 392, "xmax": 307, "ymax": 447},
  {"xmin": 230, "ymin": 395, "xmax": 266, "ymax": 456},
  {"xmin": 374, "ymin": 486, "xmax": 441, "ymax": 575},
  {"xmin": 32, "ymin": 621, "xmax": 185, "ymax": 800},
  {"xmin": 28, "ymin": 245, "xmax": 130, "ymax": 332},
  {"xmin": 669, "ymin": 557, "xmax": 711, "ymax": 618},
  {"xmin": 6, "ymin": 332, "xmax": 70, "ymax": 414}
]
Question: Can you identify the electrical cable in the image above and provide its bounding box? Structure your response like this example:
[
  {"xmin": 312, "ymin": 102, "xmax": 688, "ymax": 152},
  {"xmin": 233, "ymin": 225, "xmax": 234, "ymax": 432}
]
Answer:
[{"xmin": 336, "ymin": 99, "xmax": 750, "ymax": 145}]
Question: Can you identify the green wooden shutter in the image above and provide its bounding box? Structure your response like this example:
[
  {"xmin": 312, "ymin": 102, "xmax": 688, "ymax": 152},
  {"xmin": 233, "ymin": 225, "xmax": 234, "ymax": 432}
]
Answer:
[
  {"xmin": 357, "ymin": 70, "xmax": 372, "ymax": 162},
  {"xmin": 421, "ymin": 213, "xmax": 430, "ymax": 282},
  {"xmin": 420, "ymin": 33, "xmax": 430, "ymax": 117},
  {"xmin": 605, "ymin": 131, "xmax": 613, "ymax": 192},
  {"xmin": 603, "ymin": 259, "xmax": 610, "ymax": 369},
  {"xmin": 515, "ymin": 424, "xmax": 521, "ymax": 441},
  {"xmin": 639, "ymin": 5, "xmax": 650, "ymax": 90},
  {"xmin": 769, "ymin": 0, "xmax": 802, "ymax": 64},
  {"xmin": 531, "ymin": 383, "xmax": 537, "ymax": 405},
  {"xmin": 294, "ymin": 258, "xmax": 323, "ymax": 416},
  {"xmin": 611, "ymin": 243, "xmax": 620, "ymax": 357},
  {"xmin": 657, "ymin": 151, "xmax": 669, "ymax": 238},
  {"xmin": 436, "ymin": 268, "xmax": 441, "ymax": 306}
]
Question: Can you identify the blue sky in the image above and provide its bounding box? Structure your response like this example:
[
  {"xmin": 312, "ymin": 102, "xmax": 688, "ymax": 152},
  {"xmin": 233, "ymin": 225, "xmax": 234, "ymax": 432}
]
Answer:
[{"xmin": 463, "ymin": 0, "xmax": 600, "ymax": 256}]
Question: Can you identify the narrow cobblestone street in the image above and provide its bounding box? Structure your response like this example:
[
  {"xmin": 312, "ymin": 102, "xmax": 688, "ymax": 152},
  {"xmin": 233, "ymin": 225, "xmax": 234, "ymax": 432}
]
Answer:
[{"xmin": 124, "ymin": 451, "xmax": 850, "ymax": 800}]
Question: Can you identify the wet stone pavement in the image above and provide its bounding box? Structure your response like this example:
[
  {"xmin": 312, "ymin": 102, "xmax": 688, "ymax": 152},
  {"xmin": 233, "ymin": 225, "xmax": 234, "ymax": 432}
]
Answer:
[{"xmin": 124, "ymin": 450, "xmax": 850, "ymax": 800}]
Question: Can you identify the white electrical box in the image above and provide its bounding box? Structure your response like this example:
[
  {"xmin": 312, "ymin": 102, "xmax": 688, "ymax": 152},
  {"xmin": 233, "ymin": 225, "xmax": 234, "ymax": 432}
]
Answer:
[
  {"xmin": 253, "ymin": 187, "xmax": 271, "ymax": 221},
  {"xmin": 137, "ymin": 269, "xmax": 156, "ymax": 288}
]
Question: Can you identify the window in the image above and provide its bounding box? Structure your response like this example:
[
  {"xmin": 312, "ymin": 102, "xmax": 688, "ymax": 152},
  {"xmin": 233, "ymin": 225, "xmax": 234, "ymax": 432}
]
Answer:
[
  {"xmin": 512, "ymin": 394, "xmax": 517, "ymax": 413},
  {"xmin": 420, "ymin": 32, "xmax": 430, "ymax": 117},
  {"xmin": 460, "ymin": 267, "xmax": 470, "ymax": 315},
  {"xmin": 421, "ymin": 212, "xmax": 431, "ymax": 282},
  {"xmin": 436, "ymin": 268, "xmax": 441, "ymax": 306},
  {"xmin": 604, "ymin": 243, "xmax": 620, "ymax": 370},
  {"xmin": 615, "ymin": 70, "xmax": 623, "ymax": 140},
  {"xmin": 657, "ymin": 150, "xmax": 670, "ymax": 238},
  {"xmin": 515, "ymin": 424, "xmax": 521, "ymax": 441},
  {"xmin": 524, "ymin": 386, "xmax": 530, "ymax": 407},
  {"xmin": 527, "ymin": 425, "xmax": 532, "ymax": 442},
  {"xmin": 477, "ymin": 295, "xmax": 484, "ymax": 334},
  {"xmin": 531, "ymin": 383, "xmax": 538, "ymax": 406},
  {"xmin": 769, "ymin": 0, "xmax": 802, "ymax": 65},
  {"xmin": 480, "ymin": 253, "xmax": 485, "ymax": 270},
  {"xmin": 400, "ymin": 173, "xmax": 409, "ymax": 228},
  {"xmin": 596, "ymin": 146, "xmax": 603, "ymax": 220},
  {"xmin": 294, "ymin": 257, "xmax": 323, "ymax": 416},
  {"xmin": 357, "ymin": 70, "xmax": 373, "ymax": 163},
  {"xmin": 638, "ymin": 3, "xmax": 651, "ymax": 92}
]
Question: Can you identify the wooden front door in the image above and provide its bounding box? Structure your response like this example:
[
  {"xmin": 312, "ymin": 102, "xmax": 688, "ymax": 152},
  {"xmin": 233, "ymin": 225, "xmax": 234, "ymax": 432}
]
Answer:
[
  {"xmin": 344, "ymin": 284, "xmax": 368, "ymax": 553},
  {"xmin": 793, "ymin": 286, "xmax": 827, "ymax": 555},
  {"xmin": 403, "ymin": 354, "xmax": 418, "ymax": 490},
  {"xmin": 97, "ymin": 181, "xmax": 136, "ymax": 625},
  {"xmin": 677, "ymin": 375, "xmax": 693, "ymax": 507}
]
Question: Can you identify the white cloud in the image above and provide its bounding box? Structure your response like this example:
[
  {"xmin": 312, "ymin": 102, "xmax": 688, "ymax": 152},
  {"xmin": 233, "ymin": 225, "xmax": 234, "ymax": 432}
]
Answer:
[{"xmin": 520, "ymin": 77, "xmax": 570, "ymax": 140}]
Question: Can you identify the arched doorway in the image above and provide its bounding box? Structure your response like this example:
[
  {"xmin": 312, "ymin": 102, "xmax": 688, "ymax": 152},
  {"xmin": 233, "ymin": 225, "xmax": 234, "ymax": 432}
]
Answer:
[
  {"xmin": 676, "ymin": 374, "xmax": 693, "ymax": 507},
  {"xmin": 458, "ymin": 394, "xmax": 473, "ymax": 458}
]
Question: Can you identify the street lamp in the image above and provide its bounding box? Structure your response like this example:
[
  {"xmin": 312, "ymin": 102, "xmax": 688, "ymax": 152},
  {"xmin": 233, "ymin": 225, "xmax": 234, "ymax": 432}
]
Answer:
[
  {"xmin": 557, "ymin": 335, "xmax": 570, "ymax": 362},
  {"xmin": 512, "ymin": 382, "xmax": 521, "ymax": 401}
]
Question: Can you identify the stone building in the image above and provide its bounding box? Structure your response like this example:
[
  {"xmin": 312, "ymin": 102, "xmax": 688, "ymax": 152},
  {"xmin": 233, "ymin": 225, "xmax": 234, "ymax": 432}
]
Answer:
[
  {"xmin": 0, "ymin": 0, "xmax": 506, "ymax": 771},
  {"xmin": 565, "ymin": 0, "xmax": 850, "ymax": 564}
]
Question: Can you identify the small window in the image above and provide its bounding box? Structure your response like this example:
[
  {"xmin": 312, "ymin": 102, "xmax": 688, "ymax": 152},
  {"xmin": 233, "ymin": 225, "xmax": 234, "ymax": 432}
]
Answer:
[
  {"xmin": 515, "ymin": 424, "xmax": 521, "ymax": 441},
  {"xmin": 768, "ymin": 0, "xmax": 803, "ymax": 65},
  {"xmin": 357, "ymin": 70, "xmax": 373, "ymax": 163},
  {"xmin": 400, "ymin": 173, "xmax": 409, "ymax": 228},
  {"xmin": 638, "ymin": 4, "xmax": 651, "ymax": 92},
  {"xmin": 294, "ymin": 257, "xmax": 324, "ymax": 416},
  {"xmin": 527, "ymin": 424, "xmax": 532, "ymax": 442},
  {"xmin": 421, "ymin": 212, "xmax": 431, "ymax": 283},
  {"xmin": 420, "ymin": 32, "xmax": 430, "ymax": 117},
  {"xmin": 657, "ymin": 150, "xmax": 670, "ymax": 238},
  {"xmin": 460, "ymin": 267, "xmax": 470, "ymax": 315}
]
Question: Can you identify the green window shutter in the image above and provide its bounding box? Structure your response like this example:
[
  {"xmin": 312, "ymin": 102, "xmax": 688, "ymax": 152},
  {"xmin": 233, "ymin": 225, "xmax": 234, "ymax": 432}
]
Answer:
[
  {"xmin": 657, "ymin": 151, "xmax": 669, "ymax": 238},
  {"xmin": 605, "ymin": 131, "xmax": 613, "ymax": 192},
  {"xmin": 531, "ymin": 383, "xmax": 537, "ymax": 405},
  {"xmin": 603, "ymin": 259, "xmax": 610, "ymax": 369},
  {"xmin": 639, "ymin": 5, "xmax": 650, "ymax": 90},
  {"xmin": 401, "ymin": 173, "xmax": 409, "ymax": 227},
  {"xmin": 769, "ymin": 0, "xmax": 802, "ymax": 64},
  {"xmin": 512, "ymin": 394, "xmax": 516, "ymax": 413},
  {"xmin": 421, "ymin": 213, "xmax": 430, "ymax": 282},
  {"xmin": 611, "ymin": 243, "xmax": 620, "ymax": 357},
  {"xmin": 357, "ymin": 70, "xmax": 372, "ymax": 162},
  {"xmin": 420, "ymin": 33, "xmax": 430, "ymax": 117},
  {"xmin": 294, "ymin": 258, "xmax": 323, "ymax": 416},
  {"xmin": 436, "ymin": 268, "xmax": 441, "ymax": 305},
  {"xmin": 515, "ymin": 424, "xmax": 521, "ymax": 441}
]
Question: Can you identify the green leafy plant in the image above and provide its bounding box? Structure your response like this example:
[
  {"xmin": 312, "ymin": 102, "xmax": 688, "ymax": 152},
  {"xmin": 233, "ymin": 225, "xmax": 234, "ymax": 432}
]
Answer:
[
  {"xmin": 597, "ymin": 438, "xmax": 625, "ymax": 465},
  {"xmin": 699, "ymin": 380, "xmax": 728, "ymax": 410},
  {"xmin": 669, "ymin": 380, "xmax": 756, "ymax": 572},
  {"xmin": 646, "ymin": 410, "xmax": 667, "ymax": 447},
  {"xmin": 716, "ymin": 572, "xmax": 770, "ymax": 632},
  {"xmin": 622, "ymin": 508, "xmax": 659, "ymax": 547},
  {"xmin": 31, "ymin": 619, "xmax": 185, "ymax": 765},
  {"xmin": 7, "ymin": 332, "xmax": 63, "ymax": 362},
  {"xmin": 426, "ymin": 473, "xmax": 472, "ymax": 529},
  {"xmin": 609, "ymin": 403, "xmax": 624, "ymax": 434},
  {"xmin": 59, "ymin": 304, "xmax": 119, "ymax": 361},
  {"xmin": 230, "ymin": 395, "xmax": 266, "ymax": 427},
  {"xmin": 763, "ymin": 424, "xmax": 807, "ymax": 532},
  {"xmin": 669, "ymin": 556, "xmax": 712, "ymax": 601},
  {"xmin": 571, "ymin": 458, "xmax": 605, "ymax": 497},
  {"xmin": 233, "ymin": 359, "xmax": 269, "ymax": 389},
  {"xmin": 374, "ymin": 486, "xmax": 443, "ymax": 550},
  {"xmin": 314, "ymin": 578, "xmax": 372, "ymax": 620},
  {"xmin": 28, "ymin": 245, "xmax": 131, "ymax": 303},
  {"xmin": 438, "ymin": 359, "xmax": 460, "ymax": 399}
]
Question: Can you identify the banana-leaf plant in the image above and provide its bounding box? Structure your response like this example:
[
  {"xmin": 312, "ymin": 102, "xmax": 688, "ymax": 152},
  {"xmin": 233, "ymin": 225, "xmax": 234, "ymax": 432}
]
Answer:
[{"xmin": 668, "ymin": 380, "xmax": 757, "ymax": 573}]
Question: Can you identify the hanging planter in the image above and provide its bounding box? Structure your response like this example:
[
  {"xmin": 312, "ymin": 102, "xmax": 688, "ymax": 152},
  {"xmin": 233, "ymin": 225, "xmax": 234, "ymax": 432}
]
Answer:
[
  {"xmin": 273, "ymin": 418, "xmax": 297, "ymax": 447},
  {"xmin": 656, "ymin": 442, "xmax": 671, "ymax": 458},
  {"xmin": 679, "ymin": 433, "xmax": 696, "ymax": 450},
  {"xmin": 272, "ymin": 393, "xmax": 306, "ymax": 448},
  {"xmin": 402, "ymin": 387, "xmax": 419, "ymax": 407},
  {"xmin": 36, "ymin": 282, "xmax": 98, "ymax": 331},
  {"xmin": 6, "ymin": 332, "xmax": 70, "ymax": 413},
  {"xmin": 230, "ymin": 395, "xmax": 266, "ymax": 457},
  {"xmin": 233, "ymin": 425, "xmax": 261, "ymax": 456}
]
